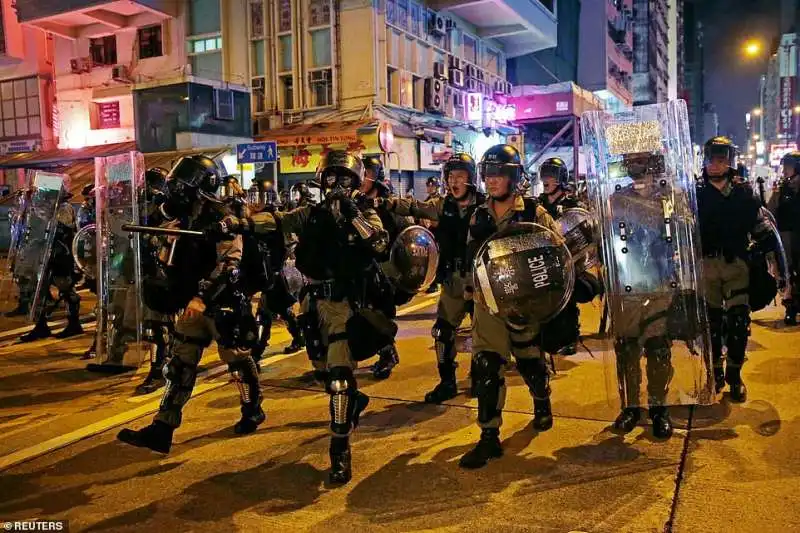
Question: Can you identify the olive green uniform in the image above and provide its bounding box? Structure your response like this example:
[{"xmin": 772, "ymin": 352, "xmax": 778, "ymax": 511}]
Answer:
[{"xmin": 467, "ymin": 195, "xmax": 563, "ymax": 430}]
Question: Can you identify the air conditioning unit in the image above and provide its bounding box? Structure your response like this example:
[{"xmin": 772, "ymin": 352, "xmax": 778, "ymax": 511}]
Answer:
[
  {"xmin": 251, "ymin": 77, "xmax": 265, "ymax": 90},
  {"xmin": 309, "ymin": 70, "xmax": 331, "ymax": 83},
  {"xmin": 445, "ymin": 19, "xmax": 457, "ymax": 31},
  {"xmin": 465, "ymin": 77, "xmax": 480, "ymax": 92},
  {"xmin": 494, "ymin": 80, "xmax": 511, "ymax": 95},
  {"xmin": 70, "ymin": 57, "xmax": 91, "ymax": 74},
  {"xmin": 452, "ymin": 90, "xmax": 464, "ymax": 108},
  {"xmin": 424, "ymin": 76, "xmax": 446, "ymax": 114},
  {"xmin": 429, "ymin": 14, "xmax": 446, "ymax": 36},
  {"xmin": 449, "ymin": 68, "xmax": 464, "ymax": 88},
  {"xmin": 433, "ymin": 61, "xmax": 448, "ymax": 80},
  {"xmin": 283, "ymin": 111, "xmax": 303, "ymax": 125},
  {"xmin": 476, "ymin": 70, "xmax": 485, "ymax": 81},
  {"xmin": 111, "ymin": 65, "xmax": 131, "ymax": 83},
  {"xmin": 465, "ymin": 64, "xmax": 477, "ymax": 79},
  {"xmin": 214, "ymin": 88, "xmax": 235, "ymax": 120},
  {"xmin": 448, "ymin": 55, "xmax": 461, "ymax": 70},
  {"xmin": 482, "ymin": 82, "xmax": 492, "ymax": 97}
]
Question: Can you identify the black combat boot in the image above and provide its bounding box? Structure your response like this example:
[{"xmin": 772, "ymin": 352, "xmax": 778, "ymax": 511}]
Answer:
[
  {"xmin": 81, "ymin": 339, "xmax": 97, "ymax": 360},
  {"xmin": 19, "ymin": 318, "xmax": 51, "ymax": 343},
  {"xmin": 424, "ymin": 363, "xmax": 458, "ymax": 403},
  {"xmin": 371, "ymin": 344, "xmax": 399, "ymax": 380},
  {"xmin": 55, "ymin": 296, "xmax": 83, "ymax": 339},
  {"xmin": 136, "ymin": 344, "xmax": 167, "ymax": 394},
  {"xmin": 614, "ymin": 407, "xmax": 640, "ymax": 433},
  {"xmin": 329, "ymin": 437, "xmax": 352, "ymax": 484},
  {"xmin": 725, "ymin": 306, "xmax": 749, "ymax": 403},
  {"xmin": 283, "ymin": 313, "xmax": 306, "ymax": 354},
  {"xmin": 117, "ymin": 421, "xmax": 175, "ymax": 454},
  {"xmin": 516, "ymin": 358, "xmax": 553, "ymax": 431},
  {"xmin": 725, "ymin": 365, "xmax": 747, "ymax": 403},
  {"xmin": 459, "ymin": 428, "xmax": 503, "ymax": 469},
  {"xmin": 784, "ymin": 300, "xmax": 797, "ymax": 326},
  {"xmin": 649, "ymin": 406, "xmax": 673, "ymax": 439},
  {"xmin": 230, "ymin": 358, "xmax": 266, "ymax": 435}
]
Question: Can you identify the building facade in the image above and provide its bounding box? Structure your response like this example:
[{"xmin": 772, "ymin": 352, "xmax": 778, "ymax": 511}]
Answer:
[
  {"xmin": 246, "ymin": 0, "xmax": 558, "ymax": 185},
  {"xmin": 14, "ymin": 0, "xmax": 253, "ymax": 153},
  {"xmin": 506, "ymin": 0, "xmax": 579, "ymax": 86},
  {"xmin": 577, "ymin": 0, "xmax": 633, "ymax": 112},
  {"xmin": 0, "ymin": 0, "xmax": 57, "ymax": 155},
  {"xmin": 682, "ymin": 0, "xmax": 703, "ymax": 142},
  {"xmin": 631, "ymin": 0, "xmax": 668, "ymax": 105}
]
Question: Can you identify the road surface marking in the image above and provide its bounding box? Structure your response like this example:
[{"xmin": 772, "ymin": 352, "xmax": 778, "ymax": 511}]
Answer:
[{"xmin": 0, "ymin": 352, "xmax": 296, "ymax": 472}]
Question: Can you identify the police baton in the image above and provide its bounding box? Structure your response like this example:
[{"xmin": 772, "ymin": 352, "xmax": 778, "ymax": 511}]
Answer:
[{"xmin": 121, "ymin": 224, "xmax": 205, "ymax": 238}]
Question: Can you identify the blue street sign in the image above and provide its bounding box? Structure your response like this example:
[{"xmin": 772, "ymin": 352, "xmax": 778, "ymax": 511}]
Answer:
[{"xmin": 237, "ymin": 141, "xmax": 278, "ymax": 164}]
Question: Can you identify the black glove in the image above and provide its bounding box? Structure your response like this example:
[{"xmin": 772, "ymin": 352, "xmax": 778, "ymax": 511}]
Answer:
[
  {"xmin": 339, "ymin": 197, "xmax": 361, "ymax": 221},
  {"xmin": 206, "ymin": 215, "xmax": 246, "ymax": 238}
]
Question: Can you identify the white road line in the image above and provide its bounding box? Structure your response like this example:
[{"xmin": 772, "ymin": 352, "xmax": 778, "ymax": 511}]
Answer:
[{"xmin": 0, "ymin": 352, "xmax": 297, "ymax": 472}]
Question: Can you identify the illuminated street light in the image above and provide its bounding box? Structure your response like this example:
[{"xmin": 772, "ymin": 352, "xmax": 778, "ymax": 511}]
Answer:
[
  {"xmin": 753, "ymin": 134, "xmax": 760, "ymax": 140},
  {"xmin": 743, "ymin": 40, "xmax": 763, "ymax": 57},
  {"xmin": 794, "ymin": 105, "xmax": 800, "ymax": 114},
  {"xmin": 752, "ymin": 108, "xmax": 763, "ymax": 116}
]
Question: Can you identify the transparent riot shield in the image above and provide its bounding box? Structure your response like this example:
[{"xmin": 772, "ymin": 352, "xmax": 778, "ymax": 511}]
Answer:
[
  {"xmin": 71, "ymin": 223, "xmax": 98, "ymax": 280},
  {"xmin": 557, "ymin": 207, "xmax": 600, "ymax": 273},
  {"xmin": 582, "ymin": 100, "xmax": 714, "ymax": 409},
  {"xmin": 89, "ymin": 152, "xmax": 146, "ymax": 372},
  {"xmin": 8, "ymin": 172, "xmax": 68, "ymax": 323}
]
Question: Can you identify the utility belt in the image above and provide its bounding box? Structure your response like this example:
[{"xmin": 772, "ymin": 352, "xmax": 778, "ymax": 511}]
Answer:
[{"xmin": 304, "ymin": 279, "xmax": 351, "ymax": 302}]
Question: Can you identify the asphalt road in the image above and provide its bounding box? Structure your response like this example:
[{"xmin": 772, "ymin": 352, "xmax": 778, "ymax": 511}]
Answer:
[{"xmin": 0, "ymin": 294, "xmax": 798, "ymax": 533}]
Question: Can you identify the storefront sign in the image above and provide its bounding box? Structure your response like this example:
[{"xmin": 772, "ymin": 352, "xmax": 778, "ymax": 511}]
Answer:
[
  {"xmin": 466, "ymin": 93, "xmax": 483, "ymax": 121},
  {"xmin": 279, "ymin": 133, "xmax": 380, "ymax": 173},
  {"xmin": 780, "ymin": 76, "xmax": 795, "ymax": 135},
  {"xmin": 97, "ymin": 101, "xmax": 121, "ymax": 129},
  {"xmin": 274, "ymin": 132, "xmax": 360, "ymax": 147},
  {"xmin": 771, "ymin": 143, "xmax": 798, "ymax": 167},
  {"xmin": 0, "ymin": 138, "xmax": 41, "ymax": 155},
  {"xmin": 419, "ymin": 141, "xmax": 449, "ymax": 170}
]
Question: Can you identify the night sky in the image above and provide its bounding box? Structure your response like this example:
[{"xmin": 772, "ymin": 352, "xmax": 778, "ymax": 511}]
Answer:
[{"xmin": 700, "ymin": 0, "xmax": 781, "ymax": 145}]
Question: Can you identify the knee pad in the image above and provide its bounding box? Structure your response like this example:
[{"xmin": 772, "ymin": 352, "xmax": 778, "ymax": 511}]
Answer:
[
  {"xmin": 643, "ymin": 336, "xmax": 671, "ymax": 357},
  {"xmin": 327, "ymin": 366, "xmax": 357, "ymax": 435},
  {"xmin": 515, "ymin": 357, "xmax": 550, "ymax": 398},
  {"xmin": 326, "ymin": 366, "xmax": 356, "ymax": 395},
  {"xmin": 163, "ymin": 356, "xmax": 198, "ymax": 386},
  {"xmin": 473, "ymin": 351, "xmax": 505, "ymax": 423},
  {"xmin": 431, "ymin": 318, "xmax": 456, "ymax": 343}
]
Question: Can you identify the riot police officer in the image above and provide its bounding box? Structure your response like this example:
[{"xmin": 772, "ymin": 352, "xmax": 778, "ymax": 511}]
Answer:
[
  {"xmin": 768, "ymin": 151, "xmax": 800, "ymax": 325},
  {"xmin": 424, "ymin": 176, "xmax": 442, "ymax": 203},
  {"xmin": 134, "ymin": 167, "xmax": 176, "ymax": 393},
  {"xmin": 360, "ymin": 155, "xmax": 413, "ymax": 379},
  {"xmin": 246, "ymin": 177, "xmax": 305, "ymax": 359},
  {"xmin": 699, "ymin": 136, "xmax": 783, "ymax": 403},
  {"xmin": 20, "ymin": 190, "xmax": 83, "ymax": 342},
  {"xmin": 381, "ymin": 153, "xmax": 485, "ymax": 403},
  {"xmin": 216, "ymin": 150, "xmax": 388, "ymax": 485},
  {"xmin": 5, "ymin": 188, "xmax": 33, "ymax": 318},
  {"xmin": 537, "ymin": 157, "xmax": 586, "ymax": 355},
  {"xmin": 460, "ymin": 144, "xmax": 563, "ymax": 469},
  {"xmin": 117, "ymin": 155, "xmax": 264, "ymax": 453},
  {"xmin": 291, "ymin": 182, "xmax": 316, "ymax": 209}
]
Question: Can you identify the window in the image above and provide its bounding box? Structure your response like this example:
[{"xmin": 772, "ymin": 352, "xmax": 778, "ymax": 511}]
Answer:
[
  {"xmin": 386, "ymin": 0, "xmax": 396, "ymax": 25},
  {"xmin": 409, "ymin": 2, "xmax": 421, "ymax": 36},
  {"xmin": 462, "ymin": 34, "xmax": 476, "ymax": 64},
  {"xmin": 387, "ymin": 67, "xmax": 396, "ymax": 104},
  {"xmin": 397, "ymin": 0, "xmax": 408, "ymax": 30},
  {"xmin": 278, "ymin": 35, "xmax": 293, "ymax": 71},
  {"xmin": 387, "ymin": 31, "xmax": 400, "ymax": 66},
  {"xmin": 250, "ymin": 1, "xmax": 264, "ymax": 37},
  {"xmin": 94, "ymin": 101, "xmax": 121, "ymax": 129},
  {"xmin": 188, "ymin": 36, "xmax": 222, "ymax": 54},
  {"xmin": 484, "ymin": 48, "xmax": 499, "ymax": 75},
  {"xmin": 189, "ymin": 0, "xmax": 221, "ymax": 35},
  {"xmin": 138, "ymin": 25, "xmax": 163, "ymax": 59},
  {"xmin": 310, "ymin": 0, "xmax": 331, "ymax": 26},
  {"xmin": 0, "ymin": 78, "xmax": 40, "ymax": 139},
  {"xmin": 310, "ymin": 28, "xmax": 331, "ymax": 67},
  {"xmin": 309, "ymin": 69, "xmax": 333, "ymax": 107},
  {"xmin": 279, "ymin": 0, "xmax": 292, "ymax": 32},
  {"xmin": 280, "ymin": 75, "xmax": 294, "ymax": 109},
  {"xmin": 251, "ymin": 41, "xmax": 265, "ymax": 76},
  {"xmin": 404, "ymin": 37, "xmax": 414, "ymax": 72},
  {"xmin": 89, "ymin": 36, "xmax": 117, "ymax": 66},
  {"xmin": 252, "ymin": 79, "xmax": 266, "ymax": 114}
]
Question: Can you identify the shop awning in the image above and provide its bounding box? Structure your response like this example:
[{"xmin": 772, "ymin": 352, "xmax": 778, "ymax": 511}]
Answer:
[{"xmin": 255, "ymin": 120, "xmax": 376, "ymax": 147}]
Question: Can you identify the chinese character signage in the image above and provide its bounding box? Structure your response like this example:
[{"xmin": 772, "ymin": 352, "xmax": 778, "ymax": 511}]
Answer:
[
  {"xmin": 97, "ymin": 101, "xmax": 120, "ymax": 129},
  {"xmin": 780, "ymin": 76, "xmax": 795, "ymax": 135},
  {"xmin": 278, "ymin": 133, "xmax": 380, "ymax": 173},
  {"xmin": 467, "ymin": 93, "xmax": 483, "ymax": 121}
]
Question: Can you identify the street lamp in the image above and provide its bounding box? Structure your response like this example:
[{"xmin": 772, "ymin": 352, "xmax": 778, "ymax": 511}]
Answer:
[
  {"xmin": 794, "ymin": 105, "xmax": 800, "ymax": 114},
  {"xmin": 752, "ymin": 107, "xmax": 763, "ymax": 116},
  {"xmin": 753, "ymin": 134, "xmax": 760, "ymax": 140},
  {"xmin": 743, "ymin": 39, "xmax": 763, "ymax": 58}
]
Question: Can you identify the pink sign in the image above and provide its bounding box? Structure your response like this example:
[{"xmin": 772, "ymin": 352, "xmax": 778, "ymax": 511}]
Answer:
[{"xmin": 97, "ymin": 101, "xmax": 120, "ymax": 129}]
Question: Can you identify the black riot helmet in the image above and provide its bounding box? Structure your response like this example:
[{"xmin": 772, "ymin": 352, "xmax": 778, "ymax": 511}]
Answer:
[
  {"xmin": 539, "ymin": 157, "xmax": 570, "ymax": 188},
  {"xmin": 317, "ymin": 150, "xmax": 364, "ymax": 193},
  {"xmin": 145, "ymin": 167, "xmax": 168, "ymax": 192},
  {"xmin": 81, "ymin": 183, "xmax": 94, "ymax": 199},
  {"xmin": 426, "ymin": 176, "xmax": 441, "ymax": 187},
  {"xmin": 220, "ymin": 175, "xmax": 245, "ymax": 199},
  {"xmin": 443, "ymin": 152, "xmax": 477, "ymax": 186},
  {"xmin": 167, "ymin": 155, "xmax": 222, "ymax": 195},
  {"xmin": 362, "ymin": 155, "xmax": 385, "ymax": 182},
  {"xmin": 479, "ymin": 144, "xmax": 524, "ymax": 189},
  {"xmin": 703, "ymin": 136, "xmax": 736, "ymax": 169},
  {"xmin": 781, "ymin": 150, "xmax": 800, "ymax": 177}
]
